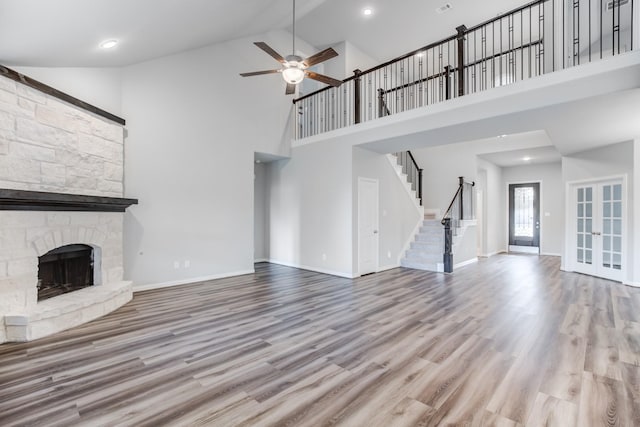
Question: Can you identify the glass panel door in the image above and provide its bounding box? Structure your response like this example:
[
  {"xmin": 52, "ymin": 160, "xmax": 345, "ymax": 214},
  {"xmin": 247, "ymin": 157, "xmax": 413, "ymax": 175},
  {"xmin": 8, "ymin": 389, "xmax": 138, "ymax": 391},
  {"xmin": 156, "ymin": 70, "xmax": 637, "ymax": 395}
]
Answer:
[
  {"xmin": 573, "ymin": 180, "xmax": 623, "ymax": 282},
  {"xmin": 575, "ymin": 186, "xmax": 594, "ymax": 271},
  {"xmin": 601, "ymin": 183, "xmax": 623, "ymax": 274}
]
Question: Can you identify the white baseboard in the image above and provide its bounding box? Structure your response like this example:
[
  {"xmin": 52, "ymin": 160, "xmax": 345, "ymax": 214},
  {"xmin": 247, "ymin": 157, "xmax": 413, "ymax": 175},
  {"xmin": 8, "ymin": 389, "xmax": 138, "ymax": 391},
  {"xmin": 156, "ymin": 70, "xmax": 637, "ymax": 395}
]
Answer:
[
  {"xmin": 623, "ymin": 281, "xmax": 640, "ymax": 288},
  {"xmin": 268, "ymin": 259, "xmax": 356, "ymax": 279},
  {"xmin": 133, "ymin": 269, "xmax": 256, "ymax": 292},
  {"xmin": 378, "ymin": 264, "xmax": 400, "ymax": 273},
  {"xmin": 509, "ymin": 245, "xmax": 540, "ymax": 254},
  {"xmin": 478, "ymin": 250, "xmax": 507, "ymax": 258},
  {"xmin": 454, "ymin": 257, "xmax": 478, "ymax": 269},
  {"xmin": 540, "ymin": 253, "xmax": 562, "ymax": 257},
  {"xmin": 254, "ymin": 258, "xmax": 269, "ymax": 263}
]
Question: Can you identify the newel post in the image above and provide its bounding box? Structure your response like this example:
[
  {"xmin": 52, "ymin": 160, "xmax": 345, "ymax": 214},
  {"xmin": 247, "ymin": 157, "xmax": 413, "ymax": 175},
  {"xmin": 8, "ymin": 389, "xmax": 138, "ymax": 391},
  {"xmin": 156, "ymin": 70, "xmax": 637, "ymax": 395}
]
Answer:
[
  {"xmin": 456, "ymin": 25, "xmax": 467, "ymax": 97},
  {"xmin": 443, "ymin": 218, "xmax": 453, "ymax": 273},
  {"xmin": 353, "ymin": 69, "xmax": 362, "ymax": 124}
]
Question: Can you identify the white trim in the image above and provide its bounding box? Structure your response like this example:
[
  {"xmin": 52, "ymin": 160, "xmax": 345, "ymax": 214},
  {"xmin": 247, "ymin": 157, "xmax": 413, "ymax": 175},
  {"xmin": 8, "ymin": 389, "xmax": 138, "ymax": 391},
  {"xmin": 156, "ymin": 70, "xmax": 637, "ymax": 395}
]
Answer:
[
  {"xmin": 509, "ymin": 245, "xmax": 540, "ymax": 254},
  {"xmin": 254, "ymin": 258, "xmax": 269, "ymax": 263},
  {"xmin": 623, "ymin": 281, "xmax": 640, "ymax": 288},
  {"xmin": 377, "ymin": 264, "xmax": 400, "ymax": 272},
  {"xmin": 540, "ymin": 252, "xmax": 562, "ymax": 257},
  {"xmin": 454, "ymin": 257, "xmax": 478, "ymax": 269},
  {"xmin": 267, "ymin": 259, "xmax": 356, "ymax": 278},
  {"xmin": 478, "ymin": 250, "xmax": 507, "ymax": 258},
  {"xmin": 133, "ymin": 270, "xmax": 255, "ymax": 292},
  {"xmin": 357, "ymin": 177, "xmax": 379, "ymax": 276}
]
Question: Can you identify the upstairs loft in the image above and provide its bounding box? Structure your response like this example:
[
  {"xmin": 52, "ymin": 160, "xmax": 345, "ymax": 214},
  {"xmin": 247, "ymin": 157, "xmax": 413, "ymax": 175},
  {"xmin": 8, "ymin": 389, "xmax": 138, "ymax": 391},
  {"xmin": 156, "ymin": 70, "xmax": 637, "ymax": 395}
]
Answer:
[{"xmin": 292, "ymin": 0, "xmax": 639, "ymax": 146}]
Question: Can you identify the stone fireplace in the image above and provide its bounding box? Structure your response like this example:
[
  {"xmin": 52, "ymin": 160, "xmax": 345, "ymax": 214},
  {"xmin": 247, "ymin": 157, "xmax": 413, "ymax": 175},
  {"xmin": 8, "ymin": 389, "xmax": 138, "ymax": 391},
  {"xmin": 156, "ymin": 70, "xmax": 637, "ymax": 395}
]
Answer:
[{"xmin": 0, "ymin": 66, "xmax": 137, "ymax": 343}]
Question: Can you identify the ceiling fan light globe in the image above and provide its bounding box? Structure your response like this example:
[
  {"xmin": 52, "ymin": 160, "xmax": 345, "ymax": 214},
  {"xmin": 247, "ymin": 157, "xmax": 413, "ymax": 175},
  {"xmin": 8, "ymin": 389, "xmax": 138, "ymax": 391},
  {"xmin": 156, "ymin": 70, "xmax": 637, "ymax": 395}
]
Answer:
[{"xmin": 282, "ymin": 66, "xmax": 305, "ymax": 84}]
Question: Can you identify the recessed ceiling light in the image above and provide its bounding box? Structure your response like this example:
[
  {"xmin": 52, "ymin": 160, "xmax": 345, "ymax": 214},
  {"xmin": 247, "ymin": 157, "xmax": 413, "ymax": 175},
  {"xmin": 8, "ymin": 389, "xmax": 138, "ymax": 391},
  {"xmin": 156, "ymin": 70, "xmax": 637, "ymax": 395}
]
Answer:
[
  {"xmin": 523, "ymin": 156, "xmax": 532, "ymax": 162},
  {"xmin": 363, "ymin": 8, "xmax": 373, "ymax": 16},
  {"xmin": 100, "ymin": 39, "xmax": 118, "ymax": 49}
]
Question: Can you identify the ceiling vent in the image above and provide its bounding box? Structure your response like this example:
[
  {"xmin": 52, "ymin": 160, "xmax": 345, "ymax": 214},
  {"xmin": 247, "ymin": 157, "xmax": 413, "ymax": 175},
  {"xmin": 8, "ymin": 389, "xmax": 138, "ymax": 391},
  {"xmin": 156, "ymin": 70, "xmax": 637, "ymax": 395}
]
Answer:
[
  {"xmin": 436, "ymin": 3, "xmax": 453, "ymax": 14},
  {"xmin": 606, "ymin": 0, "xmax": 629, "ymax": 10}
]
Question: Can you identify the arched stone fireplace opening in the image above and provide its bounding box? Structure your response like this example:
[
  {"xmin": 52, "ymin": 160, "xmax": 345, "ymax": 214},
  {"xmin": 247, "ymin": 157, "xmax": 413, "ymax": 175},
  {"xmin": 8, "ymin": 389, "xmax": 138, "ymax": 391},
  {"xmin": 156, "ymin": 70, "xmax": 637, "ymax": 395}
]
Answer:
[{"xmin": 37, "ymin": 244, "xmax": 102, "ymax": 301}]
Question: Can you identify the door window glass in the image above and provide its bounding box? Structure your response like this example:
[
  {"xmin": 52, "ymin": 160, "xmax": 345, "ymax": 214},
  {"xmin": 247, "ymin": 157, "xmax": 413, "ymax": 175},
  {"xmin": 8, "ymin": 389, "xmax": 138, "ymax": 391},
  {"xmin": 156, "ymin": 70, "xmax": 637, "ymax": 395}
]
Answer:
[
  {"xmin": 514, "ymin": 187, "xmax": 534, "ymax": 237},
  {"xmin": 576, "ymin": 186, "xmax": 593, "ymax": 265},
  {"xmin": 602, "ymin": 184, "xmax": 623, "ymax": 271}
]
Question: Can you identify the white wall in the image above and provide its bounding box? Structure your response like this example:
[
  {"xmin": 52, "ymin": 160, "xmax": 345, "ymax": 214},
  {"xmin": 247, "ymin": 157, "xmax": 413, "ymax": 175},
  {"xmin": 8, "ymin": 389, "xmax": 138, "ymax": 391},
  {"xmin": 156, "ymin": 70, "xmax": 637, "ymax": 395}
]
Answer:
[
  {"xmin": 502, "ymin": 162, "xmax": 564, "ymax": 256},
  {"xmin": 11, "ymin": 66, "xmax": 123, "ymax": 116},
  {"xmin": 562, "ymin": 140, "xmax": 635, "ymax": 283},
  {"xmin": 267, "ymin": 139, "xmax": 353, "ymax": 277},
  {"xmin": 121, "ymin": 30, "xmax": 299, "ymax": 288},
  {"xmin": 320, "ymin": 41, "xmax": 379, "ymax": 81},
  {"xmin": 254, "ymin": 162, "xmax": 268, "ymax": 261},
  {"xmin": 352, "ymin": 147, "xmax": 422, "ymax": 272},
  {"xmin": 477, "ymin": 158, "xmax": 506, "ymax": 256}
]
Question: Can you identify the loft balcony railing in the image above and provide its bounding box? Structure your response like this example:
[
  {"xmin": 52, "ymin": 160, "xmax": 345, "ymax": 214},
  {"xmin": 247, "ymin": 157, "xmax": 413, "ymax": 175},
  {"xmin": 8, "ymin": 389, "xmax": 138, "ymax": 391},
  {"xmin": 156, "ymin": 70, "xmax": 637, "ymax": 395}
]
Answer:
[{"xmin": 293, "ymin": 0, "xmax": 637, "ymax": 139}]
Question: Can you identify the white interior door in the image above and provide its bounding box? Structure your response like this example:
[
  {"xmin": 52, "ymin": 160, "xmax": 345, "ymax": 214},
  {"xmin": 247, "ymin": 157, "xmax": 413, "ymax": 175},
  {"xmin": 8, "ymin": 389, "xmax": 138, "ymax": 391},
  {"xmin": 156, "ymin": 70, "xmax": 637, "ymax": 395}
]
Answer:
[
  {"xmin": 358, "ymin": 178, "xmax": 379, "ymax": 276},
  {"xmin": 574, "ymin": 180, "xmax": 624, "ymax": 282}
]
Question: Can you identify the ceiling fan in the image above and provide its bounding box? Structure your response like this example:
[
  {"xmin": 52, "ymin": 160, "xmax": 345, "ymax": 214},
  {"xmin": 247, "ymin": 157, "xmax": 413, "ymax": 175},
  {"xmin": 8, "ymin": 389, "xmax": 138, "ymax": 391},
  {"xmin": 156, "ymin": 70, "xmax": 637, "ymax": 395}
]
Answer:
[{"xmin": 239, "ymin": 0, "xmax": 343, "ymax": 95}]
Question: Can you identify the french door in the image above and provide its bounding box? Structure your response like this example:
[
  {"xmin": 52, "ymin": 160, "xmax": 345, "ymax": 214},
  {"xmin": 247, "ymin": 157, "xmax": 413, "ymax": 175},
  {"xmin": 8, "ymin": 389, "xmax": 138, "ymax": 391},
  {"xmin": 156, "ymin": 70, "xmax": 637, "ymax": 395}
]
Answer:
[{"xmin": 574, "ymin": 180, "xmax": 624, "ymax": 282}]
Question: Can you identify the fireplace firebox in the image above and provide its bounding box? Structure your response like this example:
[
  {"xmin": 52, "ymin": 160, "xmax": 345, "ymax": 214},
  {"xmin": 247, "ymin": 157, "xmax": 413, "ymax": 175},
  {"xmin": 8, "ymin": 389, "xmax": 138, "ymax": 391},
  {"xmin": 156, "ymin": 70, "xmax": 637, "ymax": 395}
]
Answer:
[{"xmin": 37, "ymin": 244, "xmax": 94, "ymax": 301}]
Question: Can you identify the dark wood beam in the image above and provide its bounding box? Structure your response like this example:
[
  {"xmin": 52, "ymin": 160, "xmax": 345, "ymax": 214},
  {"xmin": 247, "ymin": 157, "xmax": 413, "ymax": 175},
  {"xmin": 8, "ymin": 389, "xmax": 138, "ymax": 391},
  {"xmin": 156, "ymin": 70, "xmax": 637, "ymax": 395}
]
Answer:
[
  {"xmin": 0, "ymin": 189, "xmax": 138, "ymax": 212},
  {"xmin": 0, "ymin": 65, "xmax": 126, "ymax": 126}
]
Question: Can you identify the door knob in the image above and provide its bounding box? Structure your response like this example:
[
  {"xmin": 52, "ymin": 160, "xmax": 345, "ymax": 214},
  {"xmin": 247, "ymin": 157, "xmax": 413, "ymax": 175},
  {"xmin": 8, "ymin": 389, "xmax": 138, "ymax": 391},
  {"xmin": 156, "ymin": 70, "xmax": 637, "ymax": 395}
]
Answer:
[{"xmin": 592, "ymin": 231, "xmax": 601, "ymax": 236}]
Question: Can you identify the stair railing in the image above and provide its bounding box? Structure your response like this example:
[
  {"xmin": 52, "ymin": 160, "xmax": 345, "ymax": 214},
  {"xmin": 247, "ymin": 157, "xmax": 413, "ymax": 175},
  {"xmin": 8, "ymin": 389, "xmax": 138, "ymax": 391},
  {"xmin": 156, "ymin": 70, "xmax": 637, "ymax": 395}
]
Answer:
[
  {"xmin": 293, "ymin": 0, "xmax": 637, "ymax": 139},
  {"xmin": 441, "ymin": 177, "xmax": 475, "ymax": 272},
  {"xmin": 393, "ymin": 151, "xmax": 423, "ymax": 205}
]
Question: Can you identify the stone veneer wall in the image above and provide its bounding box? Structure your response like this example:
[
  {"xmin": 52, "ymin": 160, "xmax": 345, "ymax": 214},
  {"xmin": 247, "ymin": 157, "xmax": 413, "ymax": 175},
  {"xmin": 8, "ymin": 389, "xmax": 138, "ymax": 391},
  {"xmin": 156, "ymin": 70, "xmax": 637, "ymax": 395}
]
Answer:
[
  {"xmin": 0, "ymin": 73, "xmax": 128, "ymax": 343},
  {"xmin": 0, "ymin": 75, "xmax": 123, "ymax": 196}
]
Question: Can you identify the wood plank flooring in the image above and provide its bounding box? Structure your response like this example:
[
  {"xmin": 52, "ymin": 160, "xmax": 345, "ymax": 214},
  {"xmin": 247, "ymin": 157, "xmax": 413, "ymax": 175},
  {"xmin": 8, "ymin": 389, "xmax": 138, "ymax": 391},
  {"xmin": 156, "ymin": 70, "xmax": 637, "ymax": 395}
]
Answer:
[{"xmin": 1, "ymin": 255, "xmax": 640, "ymax": 426}]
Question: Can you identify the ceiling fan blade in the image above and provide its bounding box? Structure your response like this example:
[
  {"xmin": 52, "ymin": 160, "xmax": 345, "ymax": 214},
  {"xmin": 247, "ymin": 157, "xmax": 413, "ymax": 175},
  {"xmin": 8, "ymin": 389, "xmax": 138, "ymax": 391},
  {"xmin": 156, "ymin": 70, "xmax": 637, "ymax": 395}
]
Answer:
[
  {"xmin": 254, "ymin": 42, "xmax": 286, "ymax": 64},
  {"xmin": 302, "ymin": 47, "xmax": 339, "ymax": 67},
  {"xmin": 239, "ymin": 69, "xmax": 281, "ymax": 77},
  {"xmin": 305, "ymin": 71, "xmax": 343, "ymax": 88},
  {"xmin": 285, "ymin": 83, "xmax": 296, "ymax": 95}
]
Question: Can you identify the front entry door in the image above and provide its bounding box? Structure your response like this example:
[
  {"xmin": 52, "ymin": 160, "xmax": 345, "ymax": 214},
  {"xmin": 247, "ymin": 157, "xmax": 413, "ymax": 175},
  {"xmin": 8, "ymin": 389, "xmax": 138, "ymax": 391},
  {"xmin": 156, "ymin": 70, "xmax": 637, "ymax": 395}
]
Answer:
[
  {"xmin": 509, "ymin": 183, "xmax": 540, "ymax": 251},
  {"xmin": 358, "ymin": 178, "xmax": 379, "ymax": 276},
  {"xmin": 574, "ymin": 180, "xmax": 624, "ymax": 282}
]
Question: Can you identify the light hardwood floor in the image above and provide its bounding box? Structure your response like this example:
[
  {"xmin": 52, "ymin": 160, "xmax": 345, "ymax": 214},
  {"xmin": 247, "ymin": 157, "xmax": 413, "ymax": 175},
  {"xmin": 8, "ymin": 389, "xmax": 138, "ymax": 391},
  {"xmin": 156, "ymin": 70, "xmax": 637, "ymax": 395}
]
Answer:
[{"xmin": 1, "ymin": 255, "xmax": 639, "ymax": 426}]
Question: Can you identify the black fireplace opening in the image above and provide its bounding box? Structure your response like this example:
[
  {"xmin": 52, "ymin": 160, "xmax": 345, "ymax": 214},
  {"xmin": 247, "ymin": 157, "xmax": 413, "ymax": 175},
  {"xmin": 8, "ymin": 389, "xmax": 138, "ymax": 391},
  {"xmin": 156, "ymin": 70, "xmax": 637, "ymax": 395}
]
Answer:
[{"xmin": 37, "ymin": 244, "xmax": 94, "ymax": 301}]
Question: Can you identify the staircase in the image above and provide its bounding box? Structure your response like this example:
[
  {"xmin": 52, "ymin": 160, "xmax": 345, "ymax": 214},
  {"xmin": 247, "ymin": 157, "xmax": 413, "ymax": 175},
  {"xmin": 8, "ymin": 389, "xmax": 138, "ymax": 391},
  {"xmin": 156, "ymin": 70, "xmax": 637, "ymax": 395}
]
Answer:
[{"xmin": 400, "ymin": 215, "xmax": 444, "ymax": 272}]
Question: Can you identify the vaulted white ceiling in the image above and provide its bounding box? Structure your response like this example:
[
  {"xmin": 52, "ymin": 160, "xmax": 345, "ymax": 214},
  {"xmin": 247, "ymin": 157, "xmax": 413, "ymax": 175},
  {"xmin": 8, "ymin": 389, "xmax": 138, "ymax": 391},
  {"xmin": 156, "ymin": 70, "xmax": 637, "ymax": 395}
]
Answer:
[{"xmin": 0, "ymin": 0, "xmax": 524, "ymax": 67}]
